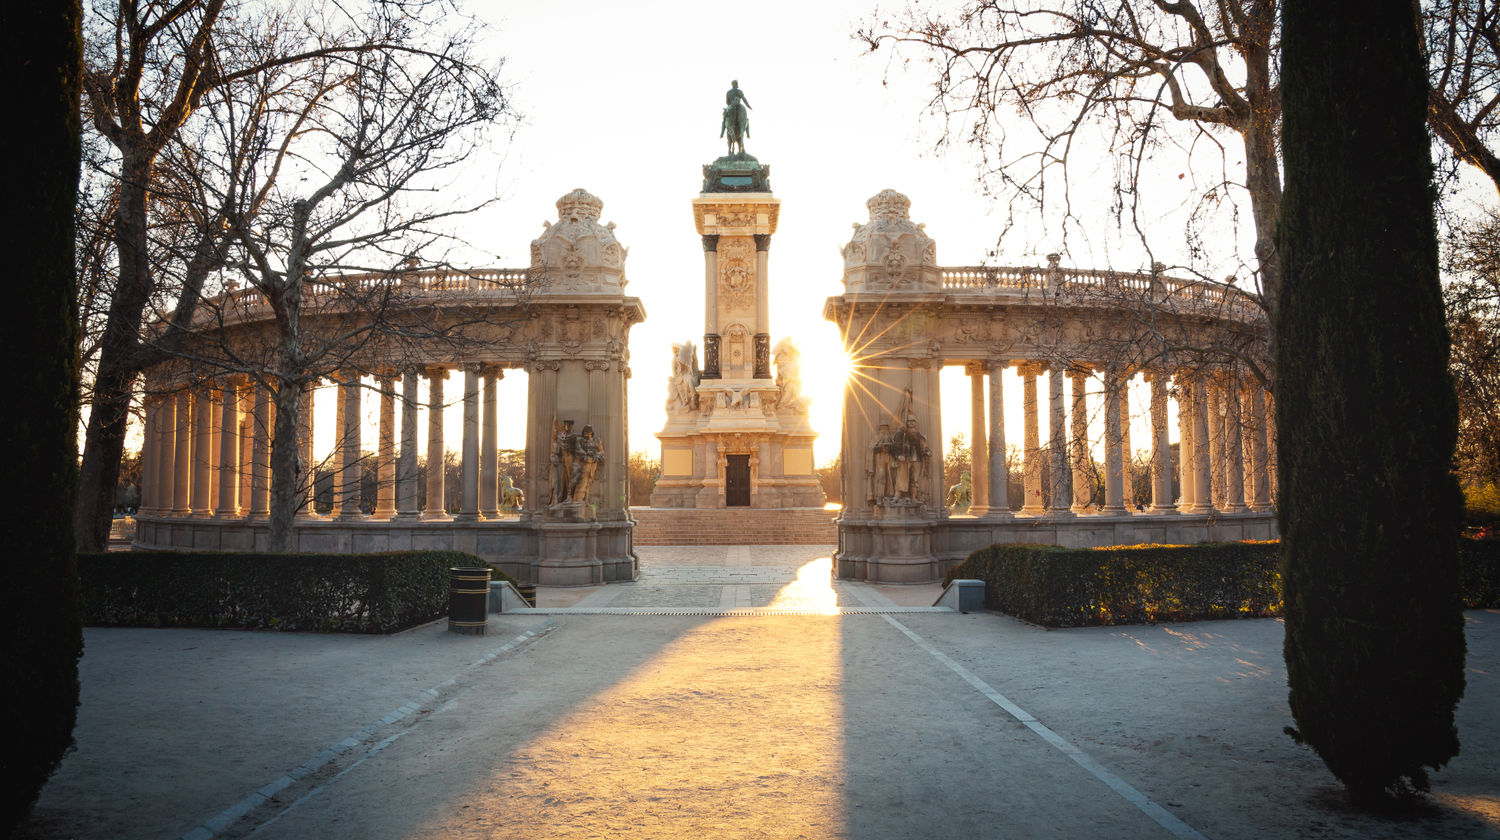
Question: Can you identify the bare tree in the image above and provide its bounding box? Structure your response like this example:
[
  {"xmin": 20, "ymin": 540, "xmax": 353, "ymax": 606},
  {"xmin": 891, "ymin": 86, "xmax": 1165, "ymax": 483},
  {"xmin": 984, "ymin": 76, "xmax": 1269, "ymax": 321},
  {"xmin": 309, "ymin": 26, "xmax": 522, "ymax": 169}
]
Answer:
[
  {"xmin": 1422, "ymin": 0, "xmax": 1500, "ymax": 194},
  {"xmin": 74, "ymin": 0, "xmax": 469, "ymax": 551},
  {"xmin": 186, "ymin": 7, "xmax": 516, "ymax": 550},
  {"xmin": 859, "ymin": 1, "xmax": 1284, "ymax": 307}
]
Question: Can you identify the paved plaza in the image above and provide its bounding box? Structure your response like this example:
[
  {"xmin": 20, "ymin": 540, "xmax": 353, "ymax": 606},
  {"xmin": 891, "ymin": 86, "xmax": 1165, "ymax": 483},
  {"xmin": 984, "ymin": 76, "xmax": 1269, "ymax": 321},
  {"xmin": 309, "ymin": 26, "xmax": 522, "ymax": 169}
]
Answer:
[{"xmin": 19, "ymin": 546, "xmax": 1500, "ymax": 840}]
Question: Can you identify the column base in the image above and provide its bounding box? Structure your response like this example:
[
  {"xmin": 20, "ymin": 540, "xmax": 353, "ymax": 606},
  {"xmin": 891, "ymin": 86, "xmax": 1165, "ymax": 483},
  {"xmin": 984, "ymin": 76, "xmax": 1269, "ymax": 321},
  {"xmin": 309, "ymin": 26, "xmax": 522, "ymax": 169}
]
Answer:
[
  {"xmin": 1147, "ymin": 505, "xmax": 1179, "ymax": 515},
  {"xmin": 453, "ymin": 512, "xmax": 480, "ymax": 522},
  {"xmin": 421, "ymin": 511, "xmax": 452, "ymax": 521}
]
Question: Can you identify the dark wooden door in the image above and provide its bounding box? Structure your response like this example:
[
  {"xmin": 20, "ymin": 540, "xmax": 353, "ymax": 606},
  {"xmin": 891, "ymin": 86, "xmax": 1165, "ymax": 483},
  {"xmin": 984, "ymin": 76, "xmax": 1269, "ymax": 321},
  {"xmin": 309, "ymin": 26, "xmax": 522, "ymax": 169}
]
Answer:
[{"xmin": 725, "ymin": 454, "xmax": 751, "ymax": 507}]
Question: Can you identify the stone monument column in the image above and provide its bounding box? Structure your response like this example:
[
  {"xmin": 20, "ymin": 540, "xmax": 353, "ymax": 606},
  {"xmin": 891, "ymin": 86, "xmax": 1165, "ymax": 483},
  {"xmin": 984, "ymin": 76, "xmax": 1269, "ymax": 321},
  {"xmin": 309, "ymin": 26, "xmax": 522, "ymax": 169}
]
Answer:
[
  {"xmin": 1069, "ymin": 368, "xmax": 1091, "ymax": 513},
  {"xmin": 296, "ymin": 380, "xmax": 317, "ymax": 519},
  {"xmin": 1248, "ymin": 381, "xmax": 1272, "ymax": 511},
  {"xmin": 1207, "ymin": 376, "xmax": 1226, "ymax": 509},
  {"xmin": 1048, "ymin": 365, "xmax": 1071, "ymax": 514},
  {"xmin": 139, "ymin": 395, "xmax": 159, "ymax": 514},
  {"xmin": 754, "ymin": 233, "xmax": 772, "ymax": 379},
  {"xmin": 374, "ymin": 373, "xmax": 397, "ymax": 519},
  {"xmin": 1020, "ymin": 364, "xmax": 1045, "ymax": 515},
  {"xmin": 423, "ymin": 366, "xmax": 448, "ymax": 519},
  {"xmin": 191, "ymin": 387, "xmax": 214, "ymax": 518},
  {"xmin": 1176, "ymin": 374, "xmax": 1198, "ymax": 512},
  {"xmin": 986, "ymin": 361, "xmax": 1011, "ymax": 517},
  {"xmin": 173, "ymin": 390, "xmax": 192, "ymax": 516},
  {"xmin": 480, "ymin": 367, "xmax": 501, "ymax": 518},
  {"xmin": 396, "ymin": 370, "xmax": 420, "ymax": 519},
  {"xmin": 966, "ymin": 362, "xmax": 989, "ymax": 514},
  {"xmin": 702, "ymin": 235, "xmax": 720, "ymax": 379},
  {"xmin": 1190, "ymin": 374, "xmax": 1214, "ymax": 514},
  {"xmin": 215, "ymin": 378, "xmax": 241, "ymax": 517},
  {"xmin": 1146, "ymin": 370, "xmax": 1176, "ymax": 513},
  {"xmin": 249, "ymin": 381, "xmax": 271, "ymax": 518},
  {"xmin": 1102, "ymin": 366, "xmax": 1127, "ymax": 514},
  {"xmin": 457, "ymin": 365, "xmax": 481, "ymax": 522},
  {"xmin": 1223, "ymin": 372, "xmax": 1249, "ymax": 513},
  {"xmin": 338, "ymin": 373, "xmax": 365, "ymax": 520}
]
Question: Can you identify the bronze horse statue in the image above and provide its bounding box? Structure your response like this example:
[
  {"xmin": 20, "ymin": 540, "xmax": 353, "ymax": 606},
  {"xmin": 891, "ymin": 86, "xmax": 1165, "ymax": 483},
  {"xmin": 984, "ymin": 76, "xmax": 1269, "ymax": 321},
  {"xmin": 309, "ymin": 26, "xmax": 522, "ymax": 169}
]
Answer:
[{"xmin": 721, "ymin": 80, "xmax": 751, "ymax": 155}]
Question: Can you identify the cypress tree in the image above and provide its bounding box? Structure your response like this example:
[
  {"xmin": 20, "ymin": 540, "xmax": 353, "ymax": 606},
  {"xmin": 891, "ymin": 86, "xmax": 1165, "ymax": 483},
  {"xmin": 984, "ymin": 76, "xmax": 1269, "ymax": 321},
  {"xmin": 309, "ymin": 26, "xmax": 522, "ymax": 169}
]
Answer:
[
  {"xmin": 1278, "ymin": 0, "xmax": 1466, "ymax": 803},
  {"xmin": 0, "ymin": 0, "xmax": 84, "ymax": 830}
]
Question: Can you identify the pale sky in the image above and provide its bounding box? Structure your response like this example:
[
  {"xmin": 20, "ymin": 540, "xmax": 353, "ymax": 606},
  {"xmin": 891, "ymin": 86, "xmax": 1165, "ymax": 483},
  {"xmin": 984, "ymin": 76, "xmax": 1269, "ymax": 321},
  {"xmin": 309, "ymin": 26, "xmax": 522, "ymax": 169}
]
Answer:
[
  {"xmin": 292, "ymin": 0, "xmax": 1247, "ymax": 467},
  {"xmin": 131, "ymin": 0, "xmax": 1323, "ymax": 468}
]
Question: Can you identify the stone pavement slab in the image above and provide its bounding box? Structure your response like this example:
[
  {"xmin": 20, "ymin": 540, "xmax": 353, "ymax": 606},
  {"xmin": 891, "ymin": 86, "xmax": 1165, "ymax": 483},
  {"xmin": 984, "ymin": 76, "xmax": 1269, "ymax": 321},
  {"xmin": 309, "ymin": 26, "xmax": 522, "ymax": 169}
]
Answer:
[{"xmin": 17, "ymin": 546, "xmax": 1499, "ymax": 840}]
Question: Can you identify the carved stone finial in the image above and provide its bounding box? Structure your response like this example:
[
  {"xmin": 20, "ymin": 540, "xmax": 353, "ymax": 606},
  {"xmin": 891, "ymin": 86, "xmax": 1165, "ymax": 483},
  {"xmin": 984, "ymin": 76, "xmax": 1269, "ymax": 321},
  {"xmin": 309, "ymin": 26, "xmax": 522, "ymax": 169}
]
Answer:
[
  {"xmin": 555, "ymin": 188, "xmax": 603, "ymax": 224},
  {"xmin": 867, "ymin": 189, "xmax": 912, "ymax": 222}
]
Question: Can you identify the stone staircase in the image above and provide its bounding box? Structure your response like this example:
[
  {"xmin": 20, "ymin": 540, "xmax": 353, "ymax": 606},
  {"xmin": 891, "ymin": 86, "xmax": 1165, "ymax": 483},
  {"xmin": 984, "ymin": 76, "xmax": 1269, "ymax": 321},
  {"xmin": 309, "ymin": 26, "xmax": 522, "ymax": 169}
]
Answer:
[{"xmin": 629, "ymin": 507, "xmax": 838, "ymax": 545}]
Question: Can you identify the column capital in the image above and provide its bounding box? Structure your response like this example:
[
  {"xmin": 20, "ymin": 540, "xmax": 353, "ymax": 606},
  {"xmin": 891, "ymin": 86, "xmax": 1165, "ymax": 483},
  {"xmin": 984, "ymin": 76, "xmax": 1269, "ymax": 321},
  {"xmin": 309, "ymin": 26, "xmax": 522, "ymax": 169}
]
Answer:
[
  {"xmin": 1065, "ymin": 365, "xmax": 1095, "ymax": 380},
  {"xmin": 423, "ymin": 364, "xmax": 449, "ymax": 378},
  {"xmin": 964, "ymin": 361, "xmax": 988, "ymax": 377},
  {"xmin": 986, "ymin": 359, "xmax": 1011, "ymax": 373}
]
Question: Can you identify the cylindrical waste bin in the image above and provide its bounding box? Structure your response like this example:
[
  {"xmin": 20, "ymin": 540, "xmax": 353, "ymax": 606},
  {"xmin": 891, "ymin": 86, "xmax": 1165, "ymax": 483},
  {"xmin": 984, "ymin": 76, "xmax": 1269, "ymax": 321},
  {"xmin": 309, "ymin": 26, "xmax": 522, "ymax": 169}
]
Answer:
[
  {"xmin": 517, "ymin": 583, "xmax": 537, "ymax": 608},
  {"xmin": 448, "ymin": 567, "xmax": 491, "ymax": 635}
]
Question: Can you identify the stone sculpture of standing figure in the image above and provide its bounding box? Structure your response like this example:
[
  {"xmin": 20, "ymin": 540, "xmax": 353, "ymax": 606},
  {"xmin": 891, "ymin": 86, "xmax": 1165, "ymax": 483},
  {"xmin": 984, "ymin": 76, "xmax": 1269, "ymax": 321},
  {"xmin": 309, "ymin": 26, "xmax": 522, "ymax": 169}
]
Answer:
[
  {"xmin": 867, "ymin": 422, "xmax": 895, "ymax": 503},
  {"xmin": 570, "ymin": 425, "xmax": 605, "ymax": 502},
  {"xmin": 550, "ymin": 419, "xmax": 576, "ymax": 504},
  {"xmin": 722, "ymin": 80, "xmax": 752, "ymax": 155}
]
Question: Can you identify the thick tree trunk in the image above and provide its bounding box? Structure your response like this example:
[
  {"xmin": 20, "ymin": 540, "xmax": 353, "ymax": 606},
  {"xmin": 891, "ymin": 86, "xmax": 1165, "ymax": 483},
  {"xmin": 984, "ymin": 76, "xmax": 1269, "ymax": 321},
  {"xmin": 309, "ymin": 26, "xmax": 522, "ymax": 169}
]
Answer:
[
  {"xmin": 1278, "ymin": 0, "xmax": 1465, "ymax": 803},
  {"xmin": 266, "ymin": 377, "xmax": 304, "ymax": 552},
  {"xmin": 73, "ymin": 149, "xmax": 156, "ymax": 552}
]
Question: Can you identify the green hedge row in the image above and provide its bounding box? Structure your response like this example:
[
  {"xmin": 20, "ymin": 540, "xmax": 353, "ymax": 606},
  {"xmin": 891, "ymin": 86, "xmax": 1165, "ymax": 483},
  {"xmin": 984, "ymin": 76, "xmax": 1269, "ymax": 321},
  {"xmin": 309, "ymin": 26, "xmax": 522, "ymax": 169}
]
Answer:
[
  {"xmin": 945, "ymin": 538, "xmax": 1500, "ymax": 628},
  {"xmin": 78, "ymin": 551, "xmax": 519, "ymax": 634}
]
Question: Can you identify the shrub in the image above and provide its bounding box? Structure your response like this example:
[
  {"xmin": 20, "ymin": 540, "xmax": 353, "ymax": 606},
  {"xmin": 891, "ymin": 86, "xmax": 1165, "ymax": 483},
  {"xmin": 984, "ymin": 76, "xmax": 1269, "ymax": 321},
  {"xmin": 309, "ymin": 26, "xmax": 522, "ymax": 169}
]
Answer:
[
  {"xmin": 947, "ymin": 538, "xmax": 1500, "ymax": 627},
  {"xmin": 946, "ymin": 541, "xmax": 1282, "ymax": 627},
  {"xmin": 78, "ymin": 551, "xmax": 517, "ymax": 634}
]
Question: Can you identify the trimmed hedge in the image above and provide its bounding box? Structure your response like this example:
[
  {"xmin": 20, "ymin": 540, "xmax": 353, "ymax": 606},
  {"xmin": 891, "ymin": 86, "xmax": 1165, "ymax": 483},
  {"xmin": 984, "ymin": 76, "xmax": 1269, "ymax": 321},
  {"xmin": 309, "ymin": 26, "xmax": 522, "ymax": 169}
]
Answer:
[
  {"xmin": 946, "ymin": 538, "xmax": 1500, "ymax": 628},
  {"xmin": 78, "ymin": 551, "xmax": 519, "ymax": 634},
  {"xmin": 946, "ymin": 542, "xmax": 1282, "ymax": 627}
]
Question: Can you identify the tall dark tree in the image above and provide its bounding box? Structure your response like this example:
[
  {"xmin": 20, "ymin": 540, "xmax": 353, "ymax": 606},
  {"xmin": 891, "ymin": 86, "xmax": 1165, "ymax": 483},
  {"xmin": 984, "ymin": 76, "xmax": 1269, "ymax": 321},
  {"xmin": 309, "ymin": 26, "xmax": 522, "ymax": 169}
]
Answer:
[
  {"xmin": 0, "ymin": 0, "xmax": 85, "ymax": 830},
  {"xmin": 1278, "ymin": 0, "xmax": 1466, "ymax": 804}
]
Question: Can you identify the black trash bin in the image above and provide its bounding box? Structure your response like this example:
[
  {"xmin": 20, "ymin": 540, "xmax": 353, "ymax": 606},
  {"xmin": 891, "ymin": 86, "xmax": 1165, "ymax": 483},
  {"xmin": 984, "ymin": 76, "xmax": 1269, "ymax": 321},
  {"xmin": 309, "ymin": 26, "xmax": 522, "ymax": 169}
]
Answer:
[{"xmin": 448, "ymin": 567, "xmax": 491, "ymax": 635}]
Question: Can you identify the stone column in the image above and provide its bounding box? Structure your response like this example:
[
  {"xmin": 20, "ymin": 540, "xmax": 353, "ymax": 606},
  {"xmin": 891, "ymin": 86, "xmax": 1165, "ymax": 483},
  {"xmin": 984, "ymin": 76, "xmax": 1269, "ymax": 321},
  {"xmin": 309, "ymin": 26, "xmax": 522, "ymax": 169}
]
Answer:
[
  {"xmin": 966, "ymin": 362, "xmax": 989, "ymax": 515},
  {"xmin": 424, "ymin": 366, "xmax": 448, "ymax": 519},
  {"xmin": 138, "ymin": 396, "xmax": 158, "ymax": 514},
  {"xmin": 1020, "ymin": 364, "xmax": 1045, "ymax": 515},
  {"xmin": 480, "ymin": 367, "xmax": 500, "ymax": 518},
  {"xmin": 457, "ymin": 365, "xmax": 481, "ymax": 521},
  {"xmin": 1102, "ymin": 367, "xmax": 1126, "ymax": 514},
  {"xmin": 1069, "ymin": 368, "xmax": 1091, "ymax": 513},
  {"xmin": 1190, "ymin": 375, "xmax": 1214, "ymax": 514},
  {"xmin": 396, "ymin": 370, "xmax": 420, "ymax": 518},
  {"xmin": 215, "ymin": 380, "xmax": 240, "ymax": 517},
  {"xmin": 1223, "ymin": 372, "xmax": 1249, "ymax": 513},
  {"xmin": 754, "ymin": 236, "xmax": 772, "ymax": 379},
  {"xmin": 191, "ymin": 387, "xmax": 214, "ymax": 517},
  {"xmin": 330, "ymin": 378, "xmax": 346, "ymax": 518},
  {"xmin": 208, "ymin": 391, "xmax": 221, "ymax": 514},
  {"xmin": 1248, "ymin": 381, "xmax": 1272, "ymax": 511},
  {"xmin": 1266, "ymin": 389, "xmax": 1278, "ymax": 506},
  {"xmin": 1048, "ymin": 365, "xmax": 1071, "ymax": 513},
  {"xmin": 339, "ymin": 374, "xmax": 365, "ymax": 519},
  {"xmin": 374, "ymin": 374, "xmax": 397, "ymax": 519},
  {"xmin": 249, "ymin": 382, "xmax": 271, "ymax": 518},
  {"xmin": 1176, "ymin": 374, "xmax": 1197, "ymax": 511},
  {"xmin": 702, "ymin": 235, "xmax": 720, "ymax": 379},
  {"xmin": 1146, "ymin": 371, "xmax": 1176, "ymax": 512},
  {"xmin": 297, "ymin": 380, "xmax": 317, "ymax": 518},
  {"xmin": 173, "ymin": 390, "xmax": 193, "ymax": 516},
  {"xmin": 1207, "ymin": 376, "xmax": 1226, "ymax": 509},
  {"xmin": 1119, "ymin": 383, "xmax": 1135, "ymax": 508},
  {"xmin": 986, "ymin": 361, "xmax": 1010, "ymax": 517},
  {"xmin": 237, "ymin": 386, "xmax": 253, "ymax": 514}
]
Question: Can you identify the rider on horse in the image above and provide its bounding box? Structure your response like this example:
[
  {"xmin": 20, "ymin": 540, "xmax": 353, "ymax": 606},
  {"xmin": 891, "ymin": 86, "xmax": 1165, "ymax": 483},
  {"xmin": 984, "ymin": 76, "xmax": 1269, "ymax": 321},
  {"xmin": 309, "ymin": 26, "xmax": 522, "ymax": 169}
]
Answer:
[{"xmin": 721, "ymin": 80, "xmax": 752, "ymax": 155}]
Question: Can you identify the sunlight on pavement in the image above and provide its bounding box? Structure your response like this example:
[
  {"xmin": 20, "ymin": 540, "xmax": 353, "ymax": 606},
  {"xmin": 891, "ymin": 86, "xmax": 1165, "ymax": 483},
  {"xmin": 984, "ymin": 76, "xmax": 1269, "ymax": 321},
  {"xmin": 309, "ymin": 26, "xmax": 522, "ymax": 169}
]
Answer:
[
  {"xmin": 767, "ymin": 556, "xmax": 840, "ymax": 614},
  {"xmin": 416, "ymin": 617, "xmax": 845, "ymax": 838}
]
